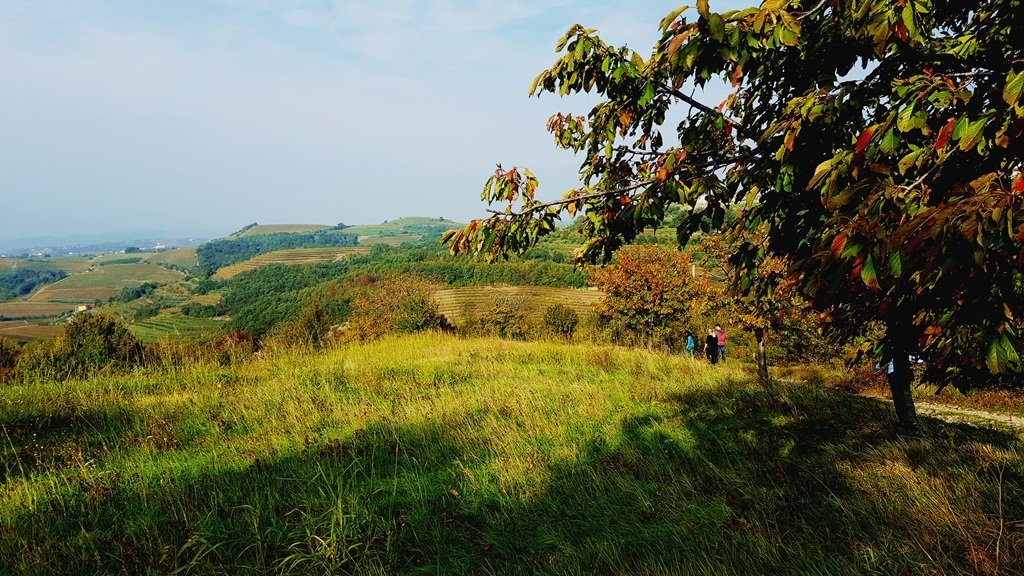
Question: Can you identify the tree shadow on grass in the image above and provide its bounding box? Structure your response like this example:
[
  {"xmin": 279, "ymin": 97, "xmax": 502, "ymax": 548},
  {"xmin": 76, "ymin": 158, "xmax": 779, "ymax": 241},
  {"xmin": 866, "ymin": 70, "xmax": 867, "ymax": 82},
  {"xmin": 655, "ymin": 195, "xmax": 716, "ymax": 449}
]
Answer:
[{"xmin": 3, "ymin": 381, "xmax": 1022, "ymax": 575}]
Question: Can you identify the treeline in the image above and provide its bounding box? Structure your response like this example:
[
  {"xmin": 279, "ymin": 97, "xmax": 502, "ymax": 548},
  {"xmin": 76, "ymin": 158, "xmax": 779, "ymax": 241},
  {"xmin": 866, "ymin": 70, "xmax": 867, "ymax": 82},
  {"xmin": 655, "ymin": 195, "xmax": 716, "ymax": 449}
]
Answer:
[
  {"xmin": 0, "ymin": 268, "xmax": 67, "ymax": 301},
  {"xmin": 195, "ymin": 230, "xmax": 359, "ymax": 275},
  {"xmin": 204, "ymin": 245, "xmax": 585, "ymax": 336}
]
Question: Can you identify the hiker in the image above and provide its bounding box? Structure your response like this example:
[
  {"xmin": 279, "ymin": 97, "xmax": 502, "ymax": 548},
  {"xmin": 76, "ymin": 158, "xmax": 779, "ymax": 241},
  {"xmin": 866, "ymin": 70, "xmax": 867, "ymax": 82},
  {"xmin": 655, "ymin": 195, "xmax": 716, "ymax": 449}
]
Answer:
[
  {"xmin": 704, "ymin": 329, "xmax": 719, "ymax": 364},
  {"xmin": 715, "ymin": 324, "xmax": 727, "ymax": 363},
  {"xmin": 685, "ymin": 331, "xmax": 695, "ymax": 358}
]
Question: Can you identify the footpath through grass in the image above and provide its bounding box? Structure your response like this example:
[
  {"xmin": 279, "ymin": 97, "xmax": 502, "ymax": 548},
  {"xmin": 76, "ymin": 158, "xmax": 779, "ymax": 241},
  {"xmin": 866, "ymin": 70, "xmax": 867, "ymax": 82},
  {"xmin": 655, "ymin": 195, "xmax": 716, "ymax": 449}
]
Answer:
[{"xmin": 1, "ymin": 333, "xmax": 1022, "ymax": 575}]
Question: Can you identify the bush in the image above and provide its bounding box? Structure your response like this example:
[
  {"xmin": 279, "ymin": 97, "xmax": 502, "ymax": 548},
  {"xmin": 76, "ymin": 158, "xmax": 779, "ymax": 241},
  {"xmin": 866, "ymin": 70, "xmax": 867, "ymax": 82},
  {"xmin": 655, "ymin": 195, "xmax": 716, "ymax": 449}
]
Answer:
[
  {"xmin": 115, "ymin": 282, "xmax": 157, "ymax": 302},
  {"xmin": 589, "ymin": 244, "xmax": 708, "ymax": 350},
  {"xmin": 0, "ymin": 338, "xmax": 17, "ymax": 381},
  {"xmin": 477, "ymin": 296, "xmax": 531, "ymax": 340},
  {"xmin": 17, "ymin": 314, "xmax": 144, "ymax": 380},
  {"xmin": 345, "ymin": 275, "xmax": 448, "ymax": 341},
  {"xmin": 543, "ymin": 304, "xmax": 579, "ymax": 339},
  {"xmin": 132, "ymin": 302, "xmax": 163, "ymax": 320}
]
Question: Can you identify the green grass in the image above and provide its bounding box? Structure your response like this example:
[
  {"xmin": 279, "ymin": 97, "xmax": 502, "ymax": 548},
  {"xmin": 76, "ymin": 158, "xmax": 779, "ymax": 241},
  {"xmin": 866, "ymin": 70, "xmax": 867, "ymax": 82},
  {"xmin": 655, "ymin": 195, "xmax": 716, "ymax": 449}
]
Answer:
[{"xmin": 1, "ymin": 334, "xmax": 1021, "ymax": 575}]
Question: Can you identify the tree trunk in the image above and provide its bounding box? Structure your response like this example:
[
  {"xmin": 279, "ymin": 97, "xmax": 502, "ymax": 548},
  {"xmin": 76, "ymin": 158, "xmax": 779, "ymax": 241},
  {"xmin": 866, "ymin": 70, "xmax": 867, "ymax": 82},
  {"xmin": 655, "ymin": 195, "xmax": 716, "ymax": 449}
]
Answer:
[
  {"xmin": 887, "ymin": 353, "xmax": 919, "ymax": 433},
  {"xmin": 754, "ymin": 327, "xmax": 771, "ymax": 391}
]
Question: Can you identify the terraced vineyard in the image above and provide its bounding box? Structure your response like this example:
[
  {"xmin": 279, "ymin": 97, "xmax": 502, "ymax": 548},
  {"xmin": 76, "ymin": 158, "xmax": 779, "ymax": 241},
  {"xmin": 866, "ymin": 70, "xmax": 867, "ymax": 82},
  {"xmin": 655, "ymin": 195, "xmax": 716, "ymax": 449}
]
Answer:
[
  {"xmin": 211, "ymin": 247, "xmax": 370, "ymax": 279},
  {"xmin": 129, "ymin": 315, "xmax": 228, "ymax": 342},
  {"xmin": 432, "ymin": 285, "xmax": 604, "ymax": 325},
  {"xmin": 30, "ymin": 263, "xmax": 184, "ymax": 302}
]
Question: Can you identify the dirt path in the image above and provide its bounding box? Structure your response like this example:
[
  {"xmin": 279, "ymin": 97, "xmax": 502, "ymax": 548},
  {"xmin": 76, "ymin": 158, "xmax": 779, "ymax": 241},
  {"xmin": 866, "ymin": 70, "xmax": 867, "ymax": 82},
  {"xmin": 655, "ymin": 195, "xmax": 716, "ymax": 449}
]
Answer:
[{"xmin": 862, "ymin": 393, "xmax": 1024, "ymax": 430}]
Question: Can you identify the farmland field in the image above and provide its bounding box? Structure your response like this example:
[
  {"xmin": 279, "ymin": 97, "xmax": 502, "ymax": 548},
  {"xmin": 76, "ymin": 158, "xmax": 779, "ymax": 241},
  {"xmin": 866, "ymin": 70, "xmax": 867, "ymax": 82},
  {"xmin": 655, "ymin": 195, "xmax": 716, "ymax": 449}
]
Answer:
[
  {"xmin": 0, "ymin": 301, "xmax": 75, "ymax": 319},
  {"xmin": 235, "ymin": 224, "xmax": 330, "ymax": 237},
  {"xmin": 0, "ymin": 321, "xmax": 62, "ymax": 341},
  {"xmin": 0, "ymin": 256, "xmax": 91, "ymax": 273},
  {"xmin": 129, "ymin": 315, "xmax": 228, "ymax": 342},
  {"xmin": 29, "ymin": 263, "xmax": 184, "ymax": 302},
  {"xmin": 433, "ymin": 285, "xmax": 604, "ymax": 325},
  {"xmin": 89, "ymin": 247, "xmax": 198, "ymax": 269},
  {"xmin": 212, "ymin": 247, "xmax": 370, "ymax": 279},
  {"xmin": 145, "ymin": 246, "xmax": 197, "ymax": 267},
  {"xmin": 356, "ymin": 233, "xmax": 421, "ymax": 246}
]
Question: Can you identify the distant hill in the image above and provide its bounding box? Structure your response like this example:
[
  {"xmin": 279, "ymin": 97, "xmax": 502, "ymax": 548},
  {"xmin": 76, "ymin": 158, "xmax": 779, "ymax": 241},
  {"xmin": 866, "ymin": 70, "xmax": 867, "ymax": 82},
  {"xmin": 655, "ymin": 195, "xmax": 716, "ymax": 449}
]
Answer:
[
  {"xmin": 343, "ymin": 217, "xmax": 463, "ymax": 244},
  {"xmin": 229, "ymin": 224, "xmax": 332, "ymax": 238}
]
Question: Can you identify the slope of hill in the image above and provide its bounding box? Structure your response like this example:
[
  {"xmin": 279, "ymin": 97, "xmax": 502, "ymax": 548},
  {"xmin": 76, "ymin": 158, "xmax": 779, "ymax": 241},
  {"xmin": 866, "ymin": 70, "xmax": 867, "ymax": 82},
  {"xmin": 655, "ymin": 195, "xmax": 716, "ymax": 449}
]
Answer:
[
  {"xmin": 1, "ymin": 333, "xmax": 1018, "ymax": 574},
  {"xmin": 433, "ymin": 285, "xmax": 603, "ymax": 326},
  {"xmin": 211, "ymin": 247, "xmax": 371, "ymax": 280}
]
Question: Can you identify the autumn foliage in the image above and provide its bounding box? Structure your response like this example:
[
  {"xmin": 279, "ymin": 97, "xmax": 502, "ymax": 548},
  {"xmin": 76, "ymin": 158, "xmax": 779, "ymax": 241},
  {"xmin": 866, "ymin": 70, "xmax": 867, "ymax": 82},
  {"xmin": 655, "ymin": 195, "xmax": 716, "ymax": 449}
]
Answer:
[{"xmin": 589, "ymin": 244, "xmax": 708, "ymax": 349}]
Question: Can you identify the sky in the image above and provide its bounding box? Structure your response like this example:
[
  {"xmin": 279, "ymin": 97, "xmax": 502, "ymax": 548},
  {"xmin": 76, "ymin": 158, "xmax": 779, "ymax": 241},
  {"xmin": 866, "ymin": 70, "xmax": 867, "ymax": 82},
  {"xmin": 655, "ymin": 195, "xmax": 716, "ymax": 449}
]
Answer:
[{"xmin": 0, "ymin": 1, "xmax": 745, "ymax": 241}]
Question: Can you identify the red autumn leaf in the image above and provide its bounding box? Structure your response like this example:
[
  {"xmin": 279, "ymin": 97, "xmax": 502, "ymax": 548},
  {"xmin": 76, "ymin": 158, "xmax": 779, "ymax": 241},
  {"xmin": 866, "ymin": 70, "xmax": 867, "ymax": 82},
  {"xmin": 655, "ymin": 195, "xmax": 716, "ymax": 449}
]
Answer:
[
  {"xmin": 855, "ymin": 126, "xmax": 877, "ymax": 155},
  {"xmin": 935, "ymin": 118, "xmax": 955, "ymax": 150},
  {"xmin": 830, "ymin": 233, "xmax": 847, "ymax": 259},
  {"xmin": 619, "ymin": 195, "xmax": 632, "ymax": 206},
  {"xmin": 1013, "ymin": 175, "xmax": 1024, "ymax": 193}
]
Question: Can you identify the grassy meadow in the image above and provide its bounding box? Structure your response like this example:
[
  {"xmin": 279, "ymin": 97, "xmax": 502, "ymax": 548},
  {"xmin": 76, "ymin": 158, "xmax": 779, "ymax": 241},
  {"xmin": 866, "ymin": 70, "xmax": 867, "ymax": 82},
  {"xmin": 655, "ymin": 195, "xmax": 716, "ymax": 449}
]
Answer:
[{"xmin": 2, "ymin": 333, "xmax": 1021, "ymax": 575}]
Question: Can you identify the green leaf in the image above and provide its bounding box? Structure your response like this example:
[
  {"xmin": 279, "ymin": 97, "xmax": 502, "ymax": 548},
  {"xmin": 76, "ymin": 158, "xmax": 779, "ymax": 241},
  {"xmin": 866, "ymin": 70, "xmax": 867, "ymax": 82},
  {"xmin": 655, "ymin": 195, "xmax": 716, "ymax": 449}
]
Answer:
[
  {"xmin": 887, "ymin": 251, "xmax": 902, "ymax": 276},
  {"xmin": 659, "ymin": 5, "xmax": 690, "ymax": 32},
  {"xmin": 860, "ymin": 252, "xmax": 878, "ymax": 289},
  {"xmin": 879, "ymin": 128, "xmax": 900, "ymax": 154},
  {"xmin": 898, "ymin": 147, "xmax": 927, "ymax": 175},
  {"xmin": 807, "ymin": 158, "xmax": 832, "ymax": 189},
  {"xmin": 639, "ymin": 82, "xmax": 655, "ymax": 107},
  {"xmin": 1004, "ymin": 68, "xmax": 1024, "ymax": 110},
  {"xmin": 841, "ymin": 241, "xmax": 862, "ymax": 259},
  {"xmin": 697, "ymin": 0, "xmax": 710, "ymax": 19},
  {"xmin": 958, "ymin": 117, "xmax": 987, "ymax": 151},
  {"xmin": 986, "ymin": 336, "xmax": 1005, "ymax": 373},
  {"xmin": 708, "ymin": 13, "xmax": 726, "ymax": 41}
]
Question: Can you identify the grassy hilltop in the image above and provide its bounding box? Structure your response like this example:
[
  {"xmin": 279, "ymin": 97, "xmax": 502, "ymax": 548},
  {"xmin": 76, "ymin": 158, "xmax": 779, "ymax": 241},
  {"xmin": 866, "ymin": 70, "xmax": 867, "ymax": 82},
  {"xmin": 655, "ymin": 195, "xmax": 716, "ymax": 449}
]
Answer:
[{"xmin": 2, "ymin": 333, "xmax": 1021, "ymax": 575}]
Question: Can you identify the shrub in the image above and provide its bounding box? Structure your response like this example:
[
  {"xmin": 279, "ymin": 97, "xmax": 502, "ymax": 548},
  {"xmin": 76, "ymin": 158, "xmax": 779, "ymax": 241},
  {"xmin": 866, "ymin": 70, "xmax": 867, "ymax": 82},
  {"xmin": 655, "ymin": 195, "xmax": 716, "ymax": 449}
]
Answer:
[
  {"xmin": 589, "ymin": 244, "xmax": 708, "ymax": 350},
  {"xmin": 214, "ymin": 331, "xmax": 257, "ymax": 365},
  {"xmin": 17, "ymin": 314, "xmax": 144, "ymax": 380},
  {"xmin": 477, "ymin": 296, "xmax": 531, "ymax": 340},
  {"xmin": 345, "ymin": 275, "xmax": 448, "ymax": 341},
  {"xmin": 543, "ymin": 304, "xmax": 579, "ymax": 339}
]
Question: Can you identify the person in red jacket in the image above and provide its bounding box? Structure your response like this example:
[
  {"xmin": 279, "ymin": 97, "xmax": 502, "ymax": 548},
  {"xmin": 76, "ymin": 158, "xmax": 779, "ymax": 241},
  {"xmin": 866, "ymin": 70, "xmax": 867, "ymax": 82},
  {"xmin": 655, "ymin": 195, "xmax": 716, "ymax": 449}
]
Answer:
[{"xmin": 714, "ymin": 324, "xmax": 727, "ymax": 363}]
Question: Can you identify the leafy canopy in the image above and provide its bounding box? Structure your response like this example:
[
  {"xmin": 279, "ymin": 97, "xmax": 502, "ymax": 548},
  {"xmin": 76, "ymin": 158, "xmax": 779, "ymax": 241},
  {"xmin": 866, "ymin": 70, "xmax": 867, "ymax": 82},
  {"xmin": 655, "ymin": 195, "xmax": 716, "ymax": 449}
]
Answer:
[{"xmin": 444, "ymin": 0, "xmax": 1024, "ymax": 383}]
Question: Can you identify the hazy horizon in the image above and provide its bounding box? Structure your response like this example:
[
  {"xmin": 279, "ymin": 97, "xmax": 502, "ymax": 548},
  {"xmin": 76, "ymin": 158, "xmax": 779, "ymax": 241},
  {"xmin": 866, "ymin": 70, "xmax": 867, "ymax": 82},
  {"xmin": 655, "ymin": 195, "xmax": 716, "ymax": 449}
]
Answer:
[{"xmin": 2, "ymin": 1, "xmax": 741, "ymax": 242}]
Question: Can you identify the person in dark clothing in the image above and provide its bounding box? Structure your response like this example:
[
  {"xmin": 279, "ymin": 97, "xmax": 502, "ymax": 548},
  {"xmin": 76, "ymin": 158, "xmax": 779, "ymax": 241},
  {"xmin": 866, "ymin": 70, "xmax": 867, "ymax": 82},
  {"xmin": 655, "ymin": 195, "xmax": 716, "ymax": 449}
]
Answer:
[{"xmin": 703, "ymin": 329, "xmax": 719, "ymax": 364}]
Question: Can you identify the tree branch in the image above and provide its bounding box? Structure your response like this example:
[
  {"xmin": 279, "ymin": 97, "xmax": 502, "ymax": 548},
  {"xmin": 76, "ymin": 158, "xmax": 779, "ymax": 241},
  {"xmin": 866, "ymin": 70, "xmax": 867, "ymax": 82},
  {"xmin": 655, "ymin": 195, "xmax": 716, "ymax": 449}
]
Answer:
[
  {"xmin": 663, "ymin": 88, "xmax": 751, "ymax": 138},
  {"xmin": 485, "ymin": 180, "xmax": 654, "ymax": 217}
]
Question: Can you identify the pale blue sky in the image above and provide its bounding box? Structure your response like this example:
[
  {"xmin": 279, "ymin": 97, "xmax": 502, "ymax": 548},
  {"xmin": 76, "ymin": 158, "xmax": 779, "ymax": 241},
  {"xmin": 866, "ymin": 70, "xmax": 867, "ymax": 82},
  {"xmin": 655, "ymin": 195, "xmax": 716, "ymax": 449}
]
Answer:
[{"xmin": 0, "ymin": 1, "xmax": 746, "ymax": 240}]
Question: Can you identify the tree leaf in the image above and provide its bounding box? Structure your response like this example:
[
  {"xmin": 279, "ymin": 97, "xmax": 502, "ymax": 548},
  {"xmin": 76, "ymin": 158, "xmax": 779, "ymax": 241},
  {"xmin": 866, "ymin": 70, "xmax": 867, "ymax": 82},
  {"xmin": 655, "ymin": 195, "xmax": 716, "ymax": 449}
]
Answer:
[
  {"xmin": 860, "ymin": 252, "xmax": 879, "ymax": 289},
  {"xmin": 697, "ymin": 0, "xmax": 710, "ymax": 19},
  {"xmin": 958, "ymin": 117, "xmax": 987, "ymax": 151},
  {"xmin": 659, "ymin": 5, "xmax": 690, "ymax": 32},
  {"xmin": 808, "ymin": 158, "xmax": 833, "ymax": 189},
  {"xmin": 855, "ymin": 125, "xmax": 878, "ymax": 155},
  {"xmin": 1004, "ymin": 68, "xmax": 1024, "ymax": 111}
]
